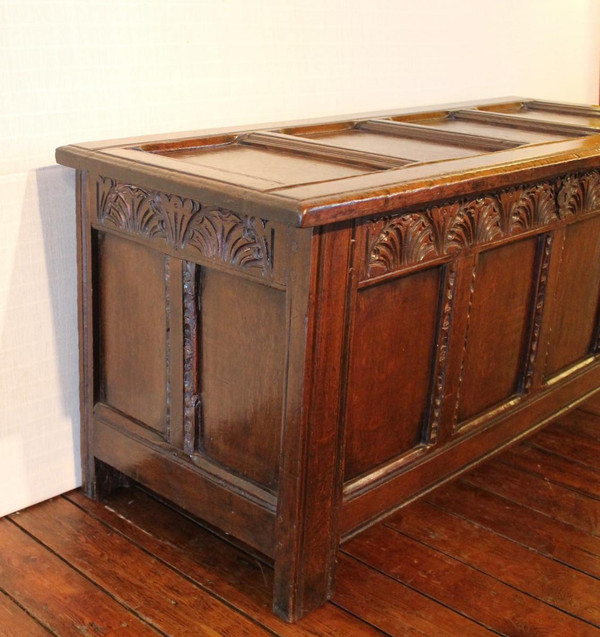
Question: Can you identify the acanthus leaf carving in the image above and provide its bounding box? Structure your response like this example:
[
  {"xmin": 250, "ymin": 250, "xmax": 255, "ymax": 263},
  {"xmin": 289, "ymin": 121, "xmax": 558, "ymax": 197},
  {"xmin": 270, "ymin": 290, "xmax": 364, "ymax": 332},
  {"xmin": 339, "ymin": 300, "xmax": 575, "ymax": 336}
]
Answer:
[
  {"xmin": 558, "ymin": 171, "xmax": 600, "ymax": 217},
  {"xmin": 426, "ymin": 203, "xmax": 461, "ymax": 255},
  {"xmin": 501, "ymin": 183, "xmax": 557, "ymax": 232},
  {"xmin": 97, "ymin": 177, "xmax": 273, "ymax": 277},
  {"xmin": 149, "ymin": 191, "xmax": 202, "ymax": 245},
  {"xmin": 557, "ymin": 175, "xmax": 582, "ymax": 218},
  {"xmin": 182, "ymin": 209, "xmax": 271, "ymax": 274},
  {"xmin": 446, "ymin": 196, "xmax": 503, "ymax": 251},
  {"xmin": 582, "ymin": 171, "xmax": 600, "ymax": 212},
  {"xmin": 361, "ymin": 170, "xmax": 599, "ymax": 282},
  {"xmin": 99, "ymin": 181, "xmax": 167, "ymax": 239},
  {"xmin": 367, "ymin": 213, "xmax": 435, "ymax": 278}
]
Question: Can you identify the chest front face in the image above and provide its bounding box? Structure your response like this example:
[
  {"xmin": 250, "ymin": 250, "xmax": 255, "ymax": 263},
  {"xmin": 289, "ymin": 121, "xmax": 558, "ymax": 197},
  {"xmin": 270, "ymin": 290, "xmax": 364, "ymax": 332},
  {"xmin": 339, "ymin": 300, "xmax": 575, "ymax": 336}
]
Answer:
[{"xmin": 59, "ymin": 97, "xmax": 600, "ymax": 621}]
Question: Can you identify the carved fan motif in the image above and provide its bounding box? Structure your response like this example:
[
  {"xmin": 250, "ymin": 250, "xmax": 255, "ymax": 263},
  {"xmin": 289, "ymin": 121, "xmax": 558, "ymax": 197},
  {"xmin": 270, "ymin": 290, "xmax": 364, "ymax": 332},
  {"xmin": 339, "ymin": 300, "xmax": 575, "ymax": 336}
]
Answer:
[
  {"xmin": 182, "ymin": 210, "xmax": 271, "ymax": 273},
  {"xmin": 582, "ymin": 172, "xmax": 600, "ymax": 212},
  {"xmin": 362, "ymin": 169, "xmax": 600, "ymax": 281},
  {"xmin": 150, "ymin": 192, "xmax": 202, "ymax": 245},
  {"xmin": 99, "ymin": 182, "xmax": 167, "ymax": 239},
  {"xmin": 503, "ymin": 183, "xmax": 557, "ymax": 231},
  {"xmin": 97, "ymin": 177, "xmax": 273, "ymax": 276},
  {"xmin": 446, "ymin": 197, "xmax": 503, "ymax": 251},
  {"xmin": 558, "ymin": 172, "xmax": 600, "ymax": 217},
  {"xmin": 557, "ymin": 175, "xmax": 582, "ymax": 218},
  {"xmin": 367, "ymin": 214, "xmax": 435, "ymax": 277},
  {"xmin": 426, "ymin": 203, "xmax": 461, "ymax": 254}
]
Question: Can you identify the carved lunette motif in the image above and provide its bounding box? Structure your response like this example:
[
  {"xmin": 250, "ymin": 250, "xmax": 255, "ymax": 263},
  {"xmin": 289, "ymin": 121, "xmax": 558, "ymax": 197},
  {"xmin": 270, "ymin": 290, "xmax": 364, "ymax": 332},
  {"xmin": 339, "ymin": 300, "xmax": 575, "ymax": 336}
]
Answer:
[
  {"xmin": 96, "ymin": 177, "xmax": 273, "ymax": 276},
  {"xmin": 363, "ymin": 170, "xmax": 600, "ymax": 280}
]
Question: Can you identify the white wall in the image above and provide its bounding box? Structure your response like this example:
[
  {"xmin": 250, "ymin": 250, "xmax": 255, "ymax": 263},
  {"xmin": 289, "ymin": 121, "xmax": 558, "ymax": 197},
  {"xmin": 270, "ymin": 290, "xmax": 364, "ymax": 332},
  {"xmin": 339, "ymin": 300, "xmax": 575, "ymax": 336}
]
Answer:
[{"xmin": 1, "ymin": 0, "xmax": 599, "ymax": 517}]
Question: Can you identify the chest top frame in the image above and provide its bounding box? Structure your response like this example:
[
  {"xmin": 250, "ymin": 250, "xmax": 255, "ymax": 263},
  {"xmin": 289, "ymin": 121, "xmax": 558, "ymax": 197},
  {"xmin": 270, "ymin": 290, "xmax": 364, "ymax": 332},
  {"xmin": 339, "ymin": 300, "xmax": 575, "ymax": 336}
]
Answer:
[{"xmin": 57, "ymin": 97, "xmax": 600, "ymax": 621}]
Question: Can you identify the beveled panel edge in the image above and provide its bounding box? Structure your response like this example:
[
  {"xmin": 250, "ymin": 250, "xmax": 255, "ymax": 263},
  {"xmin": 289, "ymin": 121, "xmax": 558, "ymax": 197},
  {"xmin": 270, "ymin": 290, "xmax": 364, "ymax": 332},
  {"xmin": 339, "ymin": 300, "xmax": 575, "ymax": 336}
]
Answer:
[
  {"xmin": 527, "ymin": 99, "xmax": 600, "ymax": 118},
  {"xmin": 359, "ymin": 169, "xmax": 600, "ymax": 282},
  {"xmin": 449, "ymin": 235, "xmax": 549, "ymax": 433}
]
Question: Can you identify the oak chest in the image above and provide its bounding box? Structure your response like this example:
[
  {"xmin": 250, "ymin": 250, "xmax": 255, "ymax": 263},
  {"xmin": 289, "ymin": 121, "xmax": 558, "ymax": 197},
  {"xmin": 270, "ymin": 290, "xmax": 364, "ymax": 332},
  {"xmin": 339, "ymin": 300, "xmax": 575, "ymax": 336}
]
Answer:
[{"xmin": 57, "ymin": 97, "xmax": 600, "ymax": 621}]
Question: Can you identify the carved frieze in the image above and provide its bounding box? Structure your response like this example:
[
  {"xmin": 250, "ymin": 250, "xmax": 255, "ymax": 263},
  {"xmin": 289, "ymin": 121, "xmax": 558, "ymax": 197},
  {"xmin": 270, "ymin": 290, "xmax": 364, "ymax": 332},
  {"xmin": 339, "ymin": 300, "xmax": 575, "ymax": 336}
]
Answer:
[
  {"xmin": 97, "ymin": 177, "xmax": 273, "ymax": 277},
  {"xmin": 365, "ymin": 214, "xmax": 436, "ymax": 275},
  {"xmin": 557, "ymin": 171, "xmax": 600, "ymax": 218},
  {"xmin": 363, "ymin": 170, "xmax": 600, "ymax": 280}
]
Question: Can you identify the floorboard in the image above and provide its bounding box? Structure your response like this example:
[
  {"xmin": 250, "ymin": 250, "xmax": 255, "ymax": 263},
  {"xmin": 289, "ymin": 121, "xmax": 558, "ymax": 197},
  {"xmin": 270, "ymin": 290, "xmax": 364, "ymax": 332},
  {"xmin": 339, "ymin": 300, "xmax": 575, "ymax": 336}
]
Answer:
[
  {"xmin": 3, "ymin": 404, "xmax": 600, "ymax": 635},
  {"xmin": 0, "ymin": 591, "xmax": 52, "ymax": 637}
]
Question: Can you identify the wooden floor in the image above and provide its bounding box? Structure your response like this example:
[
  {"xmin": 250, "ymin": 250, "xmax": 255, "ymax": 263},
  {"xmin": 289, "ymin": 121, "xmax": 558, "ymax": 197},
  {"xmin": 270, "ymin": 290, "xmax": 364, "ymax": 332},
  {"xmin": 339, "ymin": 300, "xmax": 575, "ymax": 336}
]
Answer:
[{"xmin": 3, "ymin": 399, "xmax": 600, "ymax": 636}]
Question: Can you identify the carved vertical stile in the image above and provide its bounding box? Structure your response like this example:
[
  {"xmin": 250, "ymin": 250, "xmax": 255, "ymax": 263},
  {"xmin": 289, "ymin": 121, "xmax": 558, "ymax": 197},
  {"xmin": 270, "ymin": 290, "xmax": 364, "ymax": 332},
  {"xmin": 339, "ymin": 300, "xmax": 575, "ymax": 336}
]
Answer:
[
  {"xmin": 452, "ymin": 262, "xmax": 478, "ymax": 432},
  {"xmin": 523, "ymin": 234, "xmax": 554, "ymax": 393},
  {"xmin": 164, "ymin": 257, "xmax": 171, "ymax": 441},
  {"xmin": 426, "ymin": 261, "xmax": 458, "ymax": 444},
  {"xmin": 183, "ymin": 262, "xmax": 199, "ymax": 455}
]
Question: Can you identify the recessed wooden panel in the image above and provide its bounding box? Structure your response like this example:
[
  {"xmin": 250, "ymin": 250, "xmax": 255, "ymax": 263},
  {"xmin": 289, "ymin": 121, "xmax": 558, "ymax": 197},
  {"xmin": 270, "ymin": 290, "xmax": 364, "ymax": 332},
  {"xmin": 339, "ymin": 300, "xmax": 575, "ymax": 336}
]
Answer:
[
  {"xmin": 303, "ymin": 130, "xmax": 484, "ymax": 162},
  {"xmin": 98, "ymin": 233, "xmax": 167, "ymax": 432},
  {"xmin": 199, "ymin": 269, "xmax": 286, "ymax": 490},
  {"xmin": 545, "ymin": 216, "xmax": 600, "ymax": 377},
  {"xmin": 344, "ymin": 267, "xmax": 441, "ymax": 481},
  {"xmin": 457, "ymin": 238, "xmax": 538, "ymax": 423}
]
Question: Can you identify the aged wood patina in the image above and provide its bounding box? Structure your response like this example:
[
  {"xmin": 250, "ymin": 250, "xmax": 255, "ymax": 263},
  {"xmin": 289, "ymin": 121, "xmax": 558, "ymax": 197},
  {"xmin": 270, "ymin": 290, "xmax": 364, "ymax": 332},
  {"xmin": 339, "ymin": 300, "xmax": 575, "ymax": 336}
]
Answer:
[{"xmin": 57, "ymin": 97, "xmax": 600, "ymax": 621}]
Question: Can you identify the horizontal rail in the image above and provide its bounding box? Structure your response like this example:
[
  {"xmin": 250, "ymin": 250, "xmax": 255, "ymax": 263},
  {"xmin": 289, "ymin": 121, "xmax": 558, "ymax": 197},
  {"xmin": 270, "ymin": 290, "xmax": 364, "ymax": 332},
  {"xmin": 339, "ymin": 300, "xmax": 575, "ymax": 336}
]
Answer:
[
  {"xmin": 454, "ymin": 109, "xmax": 600, "ymax": 137},
  {"xmin": 360, "ymin": 119, "xmax": 523, "ymax": 151},
  {"xmin": 242, "ymin": 131, "xmax": 411, "ymax": 170}
]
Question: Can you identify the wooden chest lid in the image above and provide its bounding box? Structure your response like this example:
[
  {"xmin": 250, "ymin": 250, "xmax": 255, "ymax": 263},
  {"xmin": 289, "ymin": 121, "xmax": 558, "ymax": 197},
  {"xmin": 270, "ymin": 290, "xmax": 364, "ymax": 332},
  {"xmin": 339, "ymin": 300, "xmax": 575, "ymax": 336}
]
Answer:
[{"xmin": 56, "ymin": 97, "xmax": 600, "ymax": 227}]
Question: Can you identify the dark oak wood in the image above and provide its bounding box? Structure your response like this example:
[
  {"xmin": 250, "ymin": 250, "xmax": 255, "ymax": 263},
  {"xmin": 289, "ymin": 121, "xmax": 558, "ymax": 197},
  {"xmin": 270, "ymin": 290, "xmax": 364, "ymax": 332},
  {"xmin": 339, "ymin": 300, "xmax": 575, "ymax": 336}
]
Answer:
[
  {"xmin": 358, "ymin": 118, "xmax": 521, "ymax": 150},
  {"xmin": 554, "ymin": 407, "xmax": 600, "ymax": 440},
  {"xmin": 580, "ymin": 391, "xmax": 600, "ymax": 417},
  {"xmin": 56, "ymin": 97, "xmax": 600, "ymax": 621}
]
